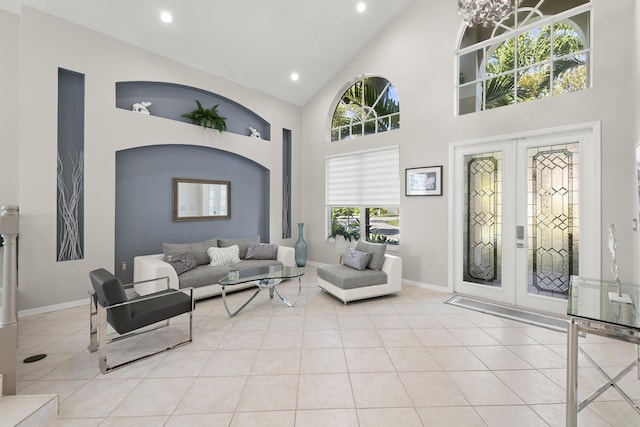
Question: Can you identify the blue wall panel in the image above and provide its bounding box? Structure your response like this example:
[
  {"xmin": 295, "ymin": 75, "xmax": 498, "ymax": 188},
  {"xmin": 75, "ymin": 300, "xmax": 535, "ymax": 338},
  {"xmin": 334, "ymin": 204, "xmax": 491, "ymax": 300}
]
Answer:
[{"xmin": 115, "ymin": 144, "xmax": 270, "ymax": 282}]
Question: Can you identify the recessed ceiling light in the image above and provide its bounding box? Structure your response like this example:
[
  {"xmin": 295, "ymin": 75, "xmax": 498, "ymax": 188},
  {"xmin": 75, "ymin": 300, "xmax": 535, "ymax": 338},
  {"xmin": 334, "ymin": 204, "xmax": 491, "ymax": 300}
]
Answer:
[
  {"xmin": 160, "ymin": 11, "xmax": 173, "ymax": 23},
  {"xmin": 290, "ymin": 72, "xmax": 300, "ymax": 82},
  {"xmin": 356, "ymin": 2, "xmax": 366, "ymax": 13}
]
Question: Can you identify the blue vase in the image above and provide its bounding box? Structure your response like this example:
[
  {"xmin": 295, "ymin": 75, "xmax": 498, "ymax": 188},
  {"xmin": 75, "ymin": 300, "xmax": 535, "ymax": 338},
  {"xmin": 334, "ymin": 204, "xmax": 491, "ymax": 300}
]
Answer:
[{"xmin": 294, "ymin": 223, "xmax": 307, "ymax": 267}]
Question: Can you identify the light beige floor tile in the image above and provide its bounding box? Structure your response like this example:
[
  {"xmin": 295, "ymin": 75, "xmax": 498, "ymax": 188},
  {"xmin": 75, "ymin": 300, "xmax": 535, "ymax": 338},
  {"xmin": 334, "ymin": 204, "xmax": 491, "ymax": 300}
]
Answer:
[
  {"xmin": 182, "ymin": 330, "xmax": 225, "ymax": 351},
  {"xmin": 230, "ymin": 410, "xmax": 295, "ymax": 427},
  {"xmin": 58, "ymin": 379, "xmax": 141, "ymax": 418},
  {"xmin": 468, "ymin": 345, "xmax": 532, "ymax": 370},
  {"xmin": 427, "ymin": 346, "xmax": 488, "ymax": 371},
  {"xmin": 399, "ymin": 371, "xmax": 469, "ymax": 407},
  {"xmin": 344, "ymin": 347, "xmax": 395, "ymax": 373},
  {"xmin": 506, "ymin": 344, "xmax": 567, "ymax": 369},
  {"xmin": 357, "ymin": 408, "xmax": 423, "ymax": 427},
  {"xmin": 387, "ymin": 346, "xmax": 442, "ymax": 371},
  {"xmin": 268, "ymin": 315, "xmax": 305, "ymax": 331},
  {"xmin": 18, "ymin": 334, "xmax": 71, "ymax": 356},
  {"xmin": 518, "ymin": 327, "xmax": 566, "ymax": 345},
  {"xmin": 413, "ymin": 329, "xmax": 463, "ymax": 347},
  {"xmin": 447, "ymin": 371, "xmax": 523, "ymax": 405},
  {"xmin": 16, "ymin": 353, "xmax": 75, "ymax": 381},
  {"xmin": 98, "ymin": 416, "xmax": 168, "ymax": 426},
  {"xmin": 537, "ymin": 367, "xmax": 623, "ymax": 402},
  {"xmin": 494, "ymin": 369, "xmax": 565, "ymax": 404},
  {"xmin": 304, "ymin": 315, "xmax": 339, "ymax": 330},
  {"xmin": 401, "ymin": 314, "xmax": 443, "ymax": 329},
  {"xmin": 110, "ymin": 378, "xmax": 194, "ymax": 416},
  {"xmin": 432, "ymin": 314, "xmax": 477, "ymax": 328},
  {"xmin": 579, "ymin": 342, "xmax": 638, "ymax": 368},
  {"xmin": 337, "ymin": 314, "xmax": 374, "ymax": 329},
  {"xmin": 18, "ymin": 379, "xmax": 87, "ymax": 403},
  {"xmin": 300, "ymin": 348, "xmax": 347, "ymax": 374},
  {"xmin": 589, "ymin": 400, "xmax": 640, "ymax": 426},
  {"xmin": 260, "ymin": 330, "xmax": 303, "ymax": 349},
  {"xmin": 475, "ymin": 405, "xmax": 548, "ymax": 427},
  {"xmin": 294, "ymin": 409, "xmax": 359, "ymax": 427},
  {"xmin": 369, "ymin": 314, "xmax": 408, "ymax": 329},
  {"xmin": 236, "ymin": 375, "xmax": 298, "ymax": 411},
  {"xmin": 51, "ymin": 418, "xmax": 103, "ymax": 426},
  {"xmin": 173, "ymin": 376, "xmax": 246, "ymax": 414},
  {"xmin": 297, "ymin": 373, "xmax": 355, "ymax": 409},
  {"xmin": 145, "ymin": 350, "xmax": 212, "ymax": 377},
  {"xmin": 448, "ymin": 327, "xmax": 501, "ymax": 346},
  {"xmin": 340, "ymin": 329, "xmax": 383, "ymax": 348},
  {"xmin": 165, "ymin": 413, "xmax": 233, "ymax": 427},
  {"xmin": 200, "ymin": 350, "xmax": 257, "ymax": 376},
  {"xmin": 250, "ymin": 348, "xmax": 301, "ymax": 375},
  {"xmin": 390, "ymin": 303, "xmax": 427, "ymax": 315},
  {"xmin": 376, "ymin": 328, "xmax": 423, "ymax": 347},
  {"xmin": 529, "ymin": 403, "xmax": 611, "ymax": 427},
  {"xmin": 464, "ymin": 313, "xmax": 517, "ymax": 328},
  {"xmin": 218, "ymin": 330, "xmax": 265, "ymax": 350},
  {"xmin": 302, "ymin": 329, "xmax": 342, "ymax": 348},
  {"xmin": 482, "ymin": 327, "xmax": 540, "ymax": 345},
  {"xmin": 416, "ymin": 406, "xmax": 486, "ymax": 426},
  {"xmin": 350, "ymin": 372, "xmax": 412, "ymax": 408}
]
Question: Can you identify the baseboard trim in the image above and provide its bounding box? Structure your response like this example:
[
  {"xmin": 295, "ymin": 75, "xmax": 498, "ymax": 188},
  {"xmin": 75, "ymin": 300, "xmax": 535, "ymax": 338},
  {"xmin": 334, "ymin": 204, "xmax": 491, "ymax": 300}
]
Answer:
[
  {"xmin": 402, "ymin": 278, "xmax": 450, "ymax": 293},
  {"xmin": 18, "ymin": 298, "xmax": 89, "ymax": 318}
]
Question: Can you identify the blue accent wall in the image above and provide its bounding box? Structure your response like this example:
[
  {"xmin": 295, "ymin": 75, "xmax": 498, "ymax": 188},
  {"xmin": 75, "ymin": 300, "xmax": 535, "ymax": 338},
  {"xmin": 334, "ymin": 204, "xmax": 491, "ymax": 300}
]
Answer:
[{"xmin": 115, "ymin": 144, "xmax": 270, "ymax": 282}]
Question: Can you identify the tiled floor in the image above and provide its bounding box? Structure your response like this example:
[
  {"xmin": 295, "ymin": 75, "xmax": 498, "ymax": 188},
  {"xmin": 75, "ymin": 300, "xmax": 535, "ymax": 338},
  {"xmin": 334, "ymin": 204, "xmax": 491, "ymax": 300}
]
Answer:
[{"xmin": 15, "ymin": 266, "xmax": 640, "ymax": 426}]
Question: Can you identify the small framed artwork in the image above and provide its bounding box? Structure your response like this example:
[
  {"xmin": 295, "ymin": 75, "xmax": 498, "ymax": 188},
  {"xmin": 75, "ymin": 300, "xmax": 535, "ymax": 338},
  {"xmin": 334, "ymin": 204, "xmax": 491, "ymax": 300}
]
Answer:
[{"xmin": 406, "ymin": 166, "xmax": 443, "ymax": 196}]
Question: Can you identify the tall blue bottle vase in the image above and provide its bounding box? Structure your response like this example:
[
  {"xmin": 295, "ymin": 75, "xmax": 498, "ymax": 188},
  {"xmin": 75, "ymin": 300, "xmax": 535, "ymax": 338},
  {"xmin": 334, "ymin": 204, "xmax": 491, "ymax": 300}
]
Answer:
[{"xmin": 294, "ymin": 223, "xmax": 308, "ymax": 267}]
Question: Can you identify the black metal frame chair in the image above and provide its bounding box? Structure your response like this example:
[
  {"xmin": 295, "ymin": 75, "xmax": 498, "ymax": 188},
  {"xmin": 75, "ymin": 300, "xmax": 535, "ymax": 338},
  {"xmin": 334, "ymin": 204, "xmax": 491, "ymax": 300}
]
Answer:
[{"xmin": 88, "ymin": 268, "xmax": 194, "ymax": 374}]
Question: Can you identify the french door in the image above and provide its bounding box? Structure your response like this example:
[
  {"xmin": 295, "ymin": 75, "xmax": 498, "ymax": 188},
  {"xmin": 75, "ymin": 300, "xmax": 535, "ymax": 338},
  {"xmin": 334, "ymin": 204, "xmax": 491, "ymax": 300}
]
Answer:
[{"xmin": 452, "ymin": 125, "xmax": 600, "ymax": 315}]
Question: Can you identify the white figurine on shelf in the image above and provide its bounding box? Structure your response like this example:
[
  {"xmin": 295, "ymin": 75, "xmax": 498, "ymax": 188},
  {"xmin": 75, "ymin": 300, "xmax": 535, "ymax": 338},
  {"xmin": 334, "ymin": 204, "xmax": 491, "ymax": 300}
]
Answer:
[
  {"xmin": 249, "ymin": 127, "xmax": 261, "ymax": 139},
  {"xmin": 132, "ymin": 101, "xmax": 152, "ymax": 114}
]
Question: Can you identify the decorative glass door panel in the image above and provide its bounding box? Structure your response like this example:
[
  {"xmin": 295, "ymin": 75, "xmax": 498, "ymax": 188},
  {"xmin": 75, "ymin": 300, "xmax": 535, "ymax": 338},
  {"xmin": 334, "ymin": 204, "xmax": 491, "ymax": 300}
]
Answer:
[
  {"xmin": 527, "ymin": 143, "xmax": 579, "ymax": 300},
  {"xmin": 453, "ymin": 125, "xmax": 599, "ymax": 315},
  {"xmin": 463, "ymin": 152, "xmax": 502, "ymax": 287}
]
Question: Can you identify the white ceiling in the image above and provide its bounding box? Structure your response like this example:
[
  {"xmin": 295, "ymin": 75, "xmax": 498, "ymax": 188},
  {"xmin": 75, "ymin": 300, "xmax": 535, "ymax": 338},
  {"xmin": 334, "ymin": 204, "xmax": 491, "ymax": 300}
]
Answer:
[{"xmin": 0, "ymin": 0, "xmax": 415, "ymax": 106}]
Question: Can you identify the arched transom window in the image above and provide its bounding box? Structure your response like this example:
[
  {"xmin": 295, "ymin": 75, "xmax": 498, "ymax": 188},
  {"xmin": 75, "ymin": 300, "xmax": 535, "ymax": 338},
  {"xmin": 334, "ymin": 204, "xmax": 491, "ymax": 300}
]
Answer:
[
  {"xmin": 457, "ymin": 0, "xmax": 591, "ymax": 115},
  {"xmin": 331, "ymin": 76, "xmax": 400, "ymax": 142}
]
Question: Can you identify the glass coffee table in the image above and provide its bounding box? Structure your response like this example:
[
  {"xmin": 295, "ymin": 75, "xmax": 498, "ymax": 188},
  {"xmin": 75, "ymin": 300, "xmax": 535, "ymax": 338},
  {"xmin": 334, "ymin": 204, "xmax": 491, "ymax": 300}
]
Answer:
[{"xmin": 218, "ymin": 265, "xmax": 305, "ymax": 317}]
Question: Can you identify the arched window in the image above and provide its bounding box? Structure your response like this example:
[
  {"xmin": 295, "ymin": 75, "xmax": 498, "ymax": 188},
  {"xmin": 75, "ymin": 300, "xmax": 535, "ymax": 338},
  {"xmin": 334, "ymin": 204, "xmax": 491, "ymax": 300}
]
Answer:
[
  {"xmin": 331, "ymin": 76, "xmax": 400, "ymax": 142},
  {"xmin": 457, "ymin": 0, "xmax": 591, "ymax": 115}
]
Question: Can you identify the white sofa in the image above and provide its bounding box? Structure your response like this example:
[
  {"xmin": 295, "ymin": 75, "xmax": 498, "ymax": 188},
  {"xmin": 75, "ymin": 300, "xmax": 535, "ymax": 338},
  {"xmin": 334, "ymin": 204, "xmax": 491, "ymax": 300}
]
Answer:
[
  {"xmin": 134, "ymin": 246, "xmax": 295, "ymax": 300},
  {"xmin": 317, "ymin": 253, "xmax": 402, "ymax": 304}
]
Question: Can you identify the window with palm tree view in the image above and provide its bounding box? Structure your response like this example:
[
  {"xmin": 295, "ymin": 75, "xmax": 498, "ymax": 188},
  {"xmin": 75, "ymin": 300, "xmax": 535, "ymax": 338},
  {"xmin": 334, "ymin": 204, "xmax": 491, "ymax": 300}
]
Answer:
[
  {"xmin": 457, "ymin": 0, "xmax": 591, "ymax": 115},
  {"xmin": 331, "ymin": 76, "xmax": 400, "ymax": 141}
]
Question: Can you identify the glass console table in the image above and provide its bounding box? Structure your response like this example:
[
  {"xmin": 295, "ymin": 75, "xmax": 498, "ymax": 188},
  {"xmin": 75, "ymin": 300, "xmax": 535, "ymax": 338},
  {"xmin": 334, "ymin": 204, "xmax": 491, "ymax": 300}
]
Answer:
[
  {"xmin": 566, "ymin": 276, "xmax": 640, "ymax": 427},
  {"xmin": 217, "ymin": 265, "xmax": 305, "ymax": 317}
]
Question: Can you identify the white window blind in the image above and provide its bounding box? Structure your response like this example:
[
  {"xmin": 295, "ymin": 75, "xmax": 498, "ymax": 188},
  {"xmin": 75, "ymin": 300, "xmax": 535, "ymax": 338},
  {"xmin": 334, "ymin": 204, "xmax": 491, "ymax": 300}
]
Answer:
[{"xmin": 325, "ymin": 146, "xmax": 400, "ymax": 206}]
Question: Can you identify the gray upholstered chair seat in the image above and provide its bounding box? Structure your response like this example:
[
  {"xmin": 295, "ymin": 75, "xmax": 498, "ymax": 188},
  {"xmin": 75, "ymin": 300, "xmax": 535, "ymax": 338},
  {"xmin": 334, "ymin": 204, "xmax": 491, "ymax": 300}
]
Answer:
[{"xmin": 317, "ymin": 264, "xmax": 387, "ymax": 290}]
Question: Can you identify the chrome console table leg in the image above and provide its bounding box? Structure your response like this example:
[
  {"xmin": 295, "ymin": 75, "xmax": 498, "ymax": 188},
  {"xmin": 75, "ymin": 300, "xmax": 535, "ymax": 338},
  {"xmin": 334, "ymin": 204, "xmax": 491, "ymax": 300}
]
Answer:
[{"xmin": 566, "ymin": 318, "xmax": 579, "ymax": 427}]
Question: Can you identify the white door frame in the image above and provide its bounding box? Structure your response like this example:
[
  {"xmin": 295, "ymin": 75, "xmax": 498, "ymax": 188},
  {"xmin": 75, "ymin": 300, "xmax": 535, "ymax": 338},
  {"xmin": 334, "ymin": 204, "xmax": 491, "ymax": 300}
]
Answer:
[{"xmin": 448, "ymin": 122, "xmax": 601, "ymax": 312}]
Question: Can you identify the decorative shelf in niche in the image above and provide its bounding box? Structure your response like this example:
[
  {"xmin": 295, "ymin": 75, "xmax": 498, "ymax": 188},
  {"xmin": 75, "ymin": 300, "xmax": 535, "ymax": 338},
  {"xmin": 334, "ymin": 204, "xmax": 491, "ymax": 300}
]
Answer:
[{"xmin": 115, "ymin": 81, "xmax": 271, "ymax": 140}]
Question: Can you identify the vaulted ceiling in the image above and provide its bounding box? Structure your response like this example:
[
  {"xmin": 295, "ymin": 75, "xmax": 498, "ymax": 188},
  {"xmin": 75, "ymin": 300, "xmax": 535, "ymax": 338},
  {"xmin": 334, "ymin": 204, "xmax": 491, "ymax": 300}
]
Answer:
[{"xmin": 0, "ymin": 0, "xmax": 416, "ymax": 105}]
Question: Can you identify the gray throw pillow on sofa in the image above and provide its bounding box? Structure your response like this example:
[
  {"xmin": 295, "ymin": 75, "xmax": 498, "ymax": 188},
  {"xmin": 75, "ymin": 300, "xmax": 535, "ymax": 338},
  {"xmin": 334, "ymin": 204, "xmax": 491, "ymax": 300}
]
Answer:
[
  {"xmin": 245, "ymin": 243, "xmax": 278, "ymax": 260},
  {"xmin": 355, "ymin": 240, "xmax": 386, "ymax": 270},
  {"xmin": 218, "ymin": 236, "xmax": 259, "ymax": 259},
  {"xmin": 165, "ymin": 252, "xmax": 197, "ymax": 275},
  {"xmin": 163, "ymin": 238, "xmax": 218, "ymax": 266},
  {"xmin": 343, "ymin": 247, "xmax": 372, "ymax": 271}
]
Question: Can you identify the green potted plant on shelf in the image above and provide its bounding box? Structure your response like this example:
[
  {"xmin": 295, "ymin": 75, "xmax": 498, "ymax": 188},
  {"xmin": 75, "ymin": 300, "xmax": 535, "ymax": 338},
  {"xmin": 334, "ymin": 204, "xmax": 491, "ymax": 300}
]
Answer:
[
  {"xmin": 182, "ymin": 100, "xmax": 227, "ymax": 132},
  {"xmin": 329, "ymin": 220, "xmax": 360, "ymax": 259}
]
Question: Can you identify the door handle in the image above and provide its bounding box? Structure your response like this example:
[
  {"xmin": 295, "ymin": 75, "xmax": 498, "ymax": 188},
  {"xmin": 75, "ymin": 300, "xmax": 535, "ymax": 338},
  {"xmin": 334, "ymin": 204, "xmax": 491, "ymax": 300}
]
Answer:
[{"xmin": 516, "ymin": 225, "xmax": 524, "ymax": 240}]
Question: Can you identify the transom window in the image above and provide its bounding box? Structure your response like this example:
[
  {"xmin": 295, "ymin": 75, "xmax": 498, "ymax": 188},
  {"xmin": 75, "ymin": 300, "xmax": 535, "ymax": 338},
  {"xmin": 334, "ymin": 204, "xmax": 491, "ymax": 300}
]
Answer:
[
  {"xmin": 331, "ymin": 76, "xmax": 400, "ymax": 142},
  {"xmin": 457, "ymin": 0, "xmax": 591, "ymax": 115}
]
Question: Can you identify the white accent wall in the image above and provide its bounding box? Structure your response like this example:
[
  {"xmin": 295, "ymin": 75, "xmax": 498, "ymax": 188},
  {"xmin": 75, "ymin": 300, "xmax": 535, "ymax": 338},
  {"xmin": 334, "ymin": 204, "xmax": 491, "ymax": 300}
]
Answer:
[{"xmin": 302, "ymin": 0, "xmax": 636, "ymax": 290}]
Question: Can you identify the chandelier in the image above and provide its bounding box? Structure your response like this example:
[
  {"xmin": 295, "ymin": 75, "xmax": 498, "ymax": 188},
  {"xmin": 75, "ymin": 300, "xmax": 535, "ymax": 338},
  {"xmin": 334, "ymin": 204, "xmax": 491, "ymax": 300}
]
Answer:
[{"xmin": 458, "ymin": 0, "xmax": 520, "ymax": 27}]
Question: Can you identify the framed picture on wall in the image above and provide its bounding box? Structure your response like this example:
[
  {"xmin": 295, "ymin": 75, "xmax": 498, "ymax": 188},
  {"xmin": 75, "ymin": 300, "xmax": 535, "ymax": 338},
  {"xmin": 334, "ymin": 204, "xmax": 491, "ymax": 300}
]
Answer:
[{"xmin": 405, "ymin": 166, "xmax": 443, "ymax": 196}]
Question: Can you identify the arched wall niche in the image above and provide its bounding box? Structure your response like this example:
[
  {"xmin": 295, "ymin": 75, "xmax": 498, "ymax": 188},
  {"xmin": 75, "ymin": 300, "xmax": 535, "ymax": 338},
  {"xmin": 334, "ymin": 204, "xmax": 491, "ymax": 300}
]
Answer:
[
  {"xmin": 115, "ymin": 144, "xmax": 270, "ymax": 282},
  {"xmin": 116, "ymin": 81, "xmax": 271, "ymax": 140}
]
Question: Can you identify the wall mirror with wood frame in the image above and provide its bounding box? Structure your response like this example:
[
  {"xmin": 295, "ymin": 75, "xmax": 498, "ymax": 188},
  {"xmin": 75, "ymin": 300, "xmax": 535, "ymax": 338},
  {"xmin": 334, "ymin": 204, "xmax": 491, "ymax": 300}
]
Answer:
[{"xmin": 173, "ymin": 178, "xmax": 230, "ymax": 221}]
